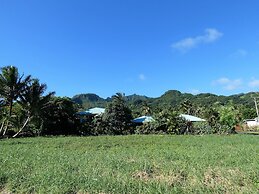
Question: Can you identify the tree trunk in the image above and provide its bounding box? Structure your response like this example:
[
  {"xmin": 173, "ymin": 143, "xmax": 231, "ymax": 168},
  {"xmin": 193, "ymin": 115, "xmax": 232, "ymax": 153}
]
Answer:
[
  {"xmin": 0, "ymin": 120, "xmax": 5, "ymax": 135},
  {"xmin": 9, "ymin": 100, "xmax": 13, "ymax": 117},
  {"xmin": 2, "ymin": 120, "xmax": 9, "ymax": 136},
  {"xmin": 0, "ymin": 120, "xmax": 5, "ymax": 136},
  {"xmin": 2, "ymin": 100, "xmax": 14, "ymax": 135},
  {"xmin": 12, "ymin": 116, "xmax": 31, "ymax": 138}
]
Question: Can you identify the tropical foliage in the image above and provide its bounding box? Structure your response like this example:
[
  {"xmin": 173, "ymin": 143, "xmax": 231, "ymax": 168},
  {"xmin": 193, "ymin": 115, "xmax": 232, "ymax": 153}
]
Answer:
[
  {"xmin": 1, "ymin": 65, "xmax": 258, "ymax": 138},
  {"xmin": 0, "ymin": 66, "xmax": 78, "ymax": 137},
  {"xmin": 97, "ymin": 93, "xmax": 133, "ymax": 135},
  {"xmin": 72, "ymin": 90, "xmax": 258, "ymax": 118},
  {"xmin": 0, "ymin": 66, "xmax": 31, "ymax": 136}
]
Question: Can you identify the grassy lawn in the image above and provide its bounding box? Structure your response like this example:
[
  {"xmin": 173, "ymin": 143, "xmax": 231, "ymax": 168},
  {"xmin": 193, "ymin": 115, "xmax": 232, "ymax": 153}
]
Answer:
[{"xmin": 0, "ymin": 135, "xmax": 259, "ymax": 193}]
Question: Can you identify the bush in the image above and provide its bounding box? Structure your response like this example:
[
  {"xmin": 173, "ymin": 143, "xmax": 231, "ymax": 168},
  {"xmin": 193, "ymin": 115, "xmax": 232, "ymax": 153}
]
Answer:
[
  {"xmin": 134, "ymin": 109, "xmax": 187, "ymax": 135},
  {"xmin": 218, "ymin": 104, "xmax": 241, "ymax": 133},
  {"xmin": 191, "ymin": 122, "xmax": 213, "ymax": 135},
  {"xmin": 135, "ymin": 123, "xmax": 165, "ymax": 134},
  {"xmin": 191, "ymin": 122, "xmax": 236, "ymax": 135}
]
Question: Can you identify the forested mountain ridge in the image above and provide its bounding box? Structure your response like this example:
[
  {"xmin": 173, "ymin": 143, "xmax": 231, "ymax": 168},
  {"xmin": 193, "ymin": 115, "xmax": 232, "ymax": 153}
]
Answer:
[
  {"xmin": 72, "ymin": 90, "xmax": 258, "ymax": 110},
  {"xmin": 1, "ymin": 66, "xmax": 257, "ymax": 138}
]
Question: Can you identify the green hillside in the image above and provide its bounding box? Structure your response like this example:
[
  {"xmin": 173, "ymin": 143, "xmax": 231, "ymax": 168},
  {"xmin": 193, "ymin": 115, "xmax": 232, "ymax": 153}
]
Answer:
[{"xmin": 72, "ymin": 90, "xmax": 258, "ymax": 111}]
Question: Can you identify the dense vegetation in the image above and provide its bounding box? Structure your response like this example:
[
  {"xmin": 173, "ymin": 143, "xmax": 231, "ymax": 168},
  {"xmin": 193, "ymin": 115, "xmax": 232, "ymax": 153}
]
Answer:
[
  {"xmin": 0, "ymin": 66, "xmax": 78, "ymax": 138},
  {"xmin": 72, "ymin": 90, "xmax": 258, "ymax": 118},
  {"xmin": 0, "ymin": 135, "xmax": 258, "ymax": 193},
  {"xmin": 0, "ymin": 65, "xmax": 258, "ymax": 138}
]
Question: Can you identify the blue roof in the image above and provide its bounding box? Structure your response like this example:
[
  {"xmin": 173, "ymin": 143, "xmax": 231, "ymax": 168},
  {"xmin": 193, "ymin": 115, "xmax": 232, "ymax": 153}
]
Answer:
[
  {"xmin": 75, "ymin": 111, "xmax": 91, "ymax": 116},
  {"xmin": 180, "ymin": 114, "xmax": 206, "ymax": 122},
  {"xmin": 132, "ymin": 116, "xmax": 154, "ymax": 123}
]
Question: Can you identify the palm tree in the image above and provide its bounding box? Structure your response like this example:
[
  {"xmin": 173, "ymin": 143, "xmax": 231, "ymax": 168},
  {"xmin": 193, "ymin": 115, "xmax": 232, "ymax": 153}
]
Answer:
[
  {"xmin": 0, "ymin": 66, "xmax": 31, "ymax": 135},
  {"xmin": 0, "ymin": 66, "xmax": 31, "ymax": 116},
  {"xmin": 112, "ymin": 92, "xmax": 125, "ymax": 105},
  {"xmin": 13, "ymin": 79, "xmax": 54, "ymax": 137},
  {"xmin": 102, "ymin": 93, "xmax": 133, "ymax": 135}
]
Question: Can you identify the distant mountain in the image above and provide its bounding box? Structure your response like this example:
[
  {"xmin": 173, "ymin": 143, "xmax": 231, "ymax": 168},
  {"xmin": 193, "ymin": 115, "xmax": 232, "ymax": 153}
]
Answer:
[
  {"xmin": 72, "ymin": 90, "xmax": 258, "ymax": 110},
  {"xmin": 71, "ymin": 93, "xmax": 153, "ymax": 109},
  {"xmin": 124, "ymin": 94, "xmax": 150, "ymax": 102},
  {"xmin": 72, "ymin": 93, "xmax": 107, "ymax": 109}
]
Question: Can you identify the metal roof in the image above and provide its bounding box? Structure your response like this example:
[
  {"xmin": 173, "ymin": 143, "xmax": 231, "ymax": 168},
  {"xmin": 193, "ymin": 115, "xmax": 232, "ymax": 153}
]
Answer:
[
  {"xmin": 76, "ymin": 107, "xmax": 105, "ymax": 116},
  {"xmin": 180, "ymin": 114, "xmax": 206, "ymax": 122},
  {"xmin": 87, "ymin": 107, "xmax": 105, "ymax": 115},
  {"xmin": 132, "ymin": 116, "xmax": 155, "ymax": 123},
  {"xmin": 75, "ymin": 111, "xmax": 90, "ymax": 116}
]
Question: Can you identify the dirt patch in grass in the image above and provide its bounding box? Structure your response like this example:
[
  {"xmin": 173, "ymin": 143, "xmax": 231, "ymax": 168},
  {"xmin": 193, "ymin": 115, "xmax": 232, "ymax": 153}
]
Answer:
[
  {"xmin": 0, "ymin": 188, "xmax": 11, "ymax": 194},
  {"xmin": 203, "ymin": 168, "xmax": 252, "ymax": 193},
  {"xmin": 204, "ymin": 168, "xmax": 231, "ymax": 188},
  {"xmin": 154, "ymin": 171, "xmax": 188, "ymax": 187},
  {"xmin": 132, "ymin": 169, "xmax": 188, "ymax": 187},
  {"xmin": 132, "ymin": 170, "xmax": 153, "ymax": 181},
  {"xmin": 132, "ymin": 167, "xmax": 255, "ymax": 193}
]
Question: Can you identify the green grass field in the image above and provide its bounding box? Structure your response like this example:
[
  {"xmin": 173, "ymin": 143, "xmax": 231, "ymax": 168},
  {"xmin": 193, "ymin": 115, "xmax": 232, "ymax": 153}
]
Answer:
[{"xmin": 0, "ymin": 135, "xmax": 259, "ymax": 193}]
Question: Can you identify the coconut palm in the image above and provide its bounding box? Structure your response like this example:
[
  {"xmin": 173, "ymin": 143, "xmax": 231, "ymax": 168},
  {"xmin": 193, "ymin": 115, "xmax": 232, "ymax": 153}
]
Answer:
[
  {"xmin": 0, "ymin": 66, "xmax": 31, "ymax": 116},
  {"xmin": 0, "ymin": 66, "xmax": 31, "ymax": 135},
  {"xmin": 13, "ymin": 79, "xmax": 54, "ymax": 137},
  {"xmin": 102, "ymin": 93, "xmax": 133, "ymax": 135}
]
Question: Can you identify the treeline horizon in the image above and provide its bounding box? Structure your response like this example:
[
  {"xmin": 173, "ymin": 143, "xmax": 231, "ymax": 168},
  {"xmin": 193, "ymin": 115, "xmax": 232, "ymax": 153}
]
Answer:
[
  {"xmin": 72, "ymin": 89, "xmax": 257, "ymax": 100},
  {"xmin": 0, "ymin": 65, "xmax": 257, "ymax": 138},
  {"xmin": 72, "ymin": 90, "xmax": 258, "ymax": 117}
]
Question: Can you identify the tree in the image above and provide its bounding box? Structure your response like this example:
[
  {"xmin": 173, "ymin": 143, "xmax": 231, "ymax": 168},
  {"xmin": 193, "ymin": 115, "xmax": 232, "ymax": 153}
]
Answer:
[
  {"xmin": 101, "ymin": 93, "xmax": 133, "ymax": 135},
  {"xmin": 12, "ymin": 79, "xmax": 54, "ymax": 137},
  {"xmin": 203, "ymin": 107, "xmax": 220, "ymax": 129},
  {"xmin": 152, "ymin": 109, "xmax": 187, "ymax": 134},
  {"xmin": 218, "ymin": 104, "xmax": 241, "ymax": 133},
  {"xmin": 40, "ymin": 97, "xmax": 78, "ymax": 135},
  {"xmin": 141, "ymin": 101, "xmax": 152, "ymax": 115},
  {"xmin": 240, "ymin": 106, "xmax": 257, "ymax": 120},
  {"xmin": 0, "ymin": 66, "xmax": 31, "ymax": 136}
]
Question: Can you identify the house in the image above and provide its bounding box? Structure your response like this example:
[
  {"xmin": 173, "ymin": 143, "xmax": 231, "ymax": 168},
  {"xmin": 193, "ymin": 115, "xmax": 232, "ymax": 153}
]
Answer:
[
  {"xmin": 75, "ymin": 107, "xmax": 105, "ymax": 123},
  {"xmin": 179, "ymin": 114, "xmax": 206, "ymax": 122},
  {"xmin": 243, "ymin": 119, "xmax": 259, "ymax": 128},
  {"xmin": 85, "ymin": 107, "xmax": 105, "ymax": 115},
  {"xmin": 132, "ymin": 116, "xmax": 154, "ymax": 124},
  {"xmin": 76, "ymin": 107, "xmax": 105, "ymax": 116}
]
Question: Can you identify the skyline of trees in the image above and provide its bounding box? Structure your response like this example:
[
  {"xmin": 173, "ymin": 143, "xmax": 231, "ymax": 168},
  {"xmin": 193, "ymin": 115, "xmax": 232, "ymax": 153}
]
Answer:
[{"xmin": 1, "ymin": 65, "xmax": 258, "ymax": 138}]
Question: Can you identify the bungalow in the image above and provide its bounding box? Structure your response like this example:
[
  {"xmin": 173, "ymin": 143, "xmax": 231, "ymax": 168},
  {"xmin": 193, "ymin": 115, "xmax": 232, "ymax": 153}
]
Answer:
[
  {"xmin": 179, "ymin": 114, "xmax": 206, "ymax": 122},
  {"xmin": 76, "ymin": 107, "xmax": 105, "ymax": 116},
  {"xmin": 132, "ymin": 116, "xmax": 154, "ymax": 124},
  {"xmin": 75, "ymin": 107, "xmax": 105, "ymax": 123}
]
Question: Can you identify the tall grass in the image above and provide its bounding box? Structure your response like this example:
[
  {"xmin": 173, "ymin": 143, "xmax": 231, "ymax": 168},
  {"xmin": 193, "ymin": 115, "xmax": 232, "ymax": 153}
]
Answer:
[{"xmin": 0, "ymin": 135, "xmax": 258, "ymax": 193}]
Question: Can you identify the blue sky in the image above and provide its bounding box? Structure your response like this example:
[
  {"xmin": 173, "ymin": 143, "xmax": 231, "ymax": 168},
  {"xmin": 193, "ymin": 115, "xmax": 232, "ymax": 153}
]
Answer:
[{"xmin": 1, "ymin": 0, "xmax": 259, "ymax": 98}]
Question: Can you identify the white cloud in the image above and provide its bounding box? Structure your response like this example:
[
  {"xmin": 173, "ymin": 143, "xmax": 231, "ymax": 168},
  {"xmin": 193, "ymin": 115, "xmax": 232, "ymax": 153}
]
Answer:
[
  {"xmin": 214, "ymin": 77, "xmax": 242, "ymax": 90},
  {"xmin": 189, "ymin": 89, "xmax": 200, "ymax": 95},
  {"xmin": 216, "ymin": 77, "xmax": 230, "ymax": 84},
  {"xmin": 231, "ymin": 49, "xmax": 248, "ymax": 57},
  {"xmin": 139, "ymin": 74, "xmax": 146, "ymax": 81},
  {"xmin": 249, "ymin": 79, "xmax": 259, "ymax": 88},
  {"xmin": 171, "ymin": 28, "xmax": 223, "ymax": 52},
  {"xmin": 236, "ymin": 49, "xmax": 248, "ymax": 57}
]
